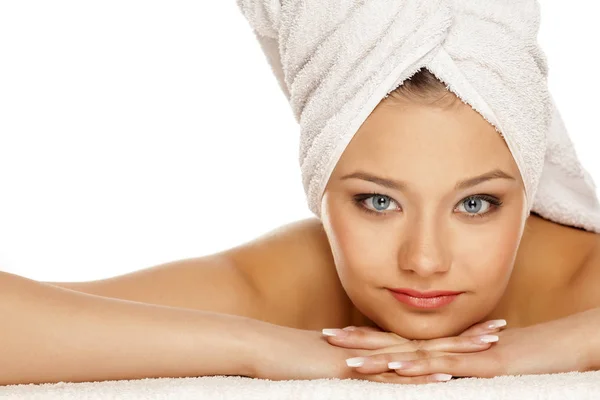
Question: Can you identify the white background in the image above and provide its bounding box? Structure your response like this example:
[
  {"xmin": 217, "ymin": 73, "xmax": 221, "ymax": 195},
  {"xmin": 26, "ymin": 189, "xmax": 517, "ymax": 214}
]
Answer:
[{"xmin": 0, "ymin": 1, "xmax": 598, "ymax": 282}]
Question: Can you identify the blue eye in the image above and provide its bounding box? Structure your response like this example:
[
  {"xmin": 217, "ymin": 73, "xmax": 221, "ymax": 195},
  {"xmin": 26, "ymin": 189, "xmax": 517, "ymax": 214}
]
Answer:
[
  {"xmin": 367, "ymin": 195, "xmax": 396, "ymax": 211},
  {"xmin": 353, "ymin": 193, "xmax": 399, "ymax": 215},
  {"xmin": 456, "ymin": 195, "xmax": 503, "ymax": 218},
  {"xmin": 353, "ymin": 193, "xmax": 503, "ymax": 218},
  {"xmin": 460, "ymin": 197, "xmax": 488, "ymax": 213}
]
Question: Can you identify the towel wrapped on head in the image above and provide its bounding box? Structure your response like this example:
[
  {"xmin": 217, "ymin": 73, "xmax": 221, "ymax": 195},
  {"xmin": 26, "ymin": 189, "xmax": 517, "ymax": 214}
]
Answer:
[{"xmin": 237, "ymin": 0, "xmax": 600, "ymax": 233}]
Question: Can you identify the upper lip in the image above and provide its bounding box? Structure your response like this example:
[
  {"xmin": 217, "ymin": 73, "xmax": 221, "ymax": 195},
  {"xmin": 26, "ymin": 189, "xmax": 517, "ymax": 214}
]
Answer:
[{"xmin": 388, "ymin": 288, "xmax": 464, "ymax": 298}]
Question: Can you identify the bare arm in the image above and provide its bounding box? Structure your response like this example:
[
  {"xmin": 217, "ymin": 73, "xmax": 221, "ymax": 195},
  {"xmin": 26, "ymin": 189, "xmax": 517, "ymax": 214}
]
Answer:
[
  {"xmin": 0, "ymin": 270, "xmax": 267, "ymax": 386},
  {"xmin": 42, "ymin": 218, "xmax": 339, "ymax": 329},
  {"xmin": 42, "ymin": 253, "xmax": 266, "ymax": 321},
  {"xmin": 0, "ymin": 219, "xmax": 360, "ymax": 385}
]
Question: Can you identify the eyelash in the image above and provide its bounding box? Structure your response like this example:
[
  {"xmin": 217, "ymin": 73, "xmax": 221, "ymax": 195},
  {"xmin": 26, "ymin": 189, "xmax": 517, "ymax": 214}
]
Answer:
[{"xmin": 352, "ymin": 192, "xmax": 503, "ymax": 219}]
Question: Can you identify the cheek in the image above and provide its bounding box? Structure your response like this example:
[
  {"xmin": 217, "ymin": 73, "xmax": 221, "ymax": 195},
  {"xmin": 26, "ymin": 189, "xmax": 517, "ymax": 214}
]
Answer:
[
  {"xmin": 456, "ymin": 218, "xmax": 523, "ymax": 292},
  {"xmin": 322, "ymin": 200, "xmax": 394, "ymax": 285}
]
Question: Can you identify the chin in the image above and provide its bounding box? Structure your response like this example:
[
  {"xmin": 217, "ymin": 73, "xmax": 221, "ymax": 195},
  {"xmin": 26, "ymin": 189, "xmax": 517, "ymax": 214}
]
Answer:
[
  {"xmin": 366, "ymin": 303, "xmax": 490, "ymax": 340},
  {"xmin": 384, "ymin": 318, "xmax": 468, "ymax": 340},
  {"xmin": 401, "ymin": 322, "xmax": 469, "ymax": 340}
]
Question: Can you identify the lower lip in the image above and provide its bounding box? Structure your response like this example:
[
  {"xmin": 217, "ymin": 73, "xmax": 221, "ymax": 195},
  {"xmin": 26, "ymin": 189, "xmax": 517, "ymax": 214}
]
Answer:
[{"xmin": 389, "ymin": 291, "xmax": 461, "ymax": 309}]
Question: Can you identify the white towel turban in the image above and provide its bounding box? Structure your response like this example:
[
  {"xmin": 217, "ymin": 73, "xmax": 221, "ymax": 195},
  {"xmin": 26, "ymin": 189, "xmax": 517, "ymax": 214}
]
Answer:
[{"xmin": 237, "ymin": 0, "xmax": 600, "ymax": 233}]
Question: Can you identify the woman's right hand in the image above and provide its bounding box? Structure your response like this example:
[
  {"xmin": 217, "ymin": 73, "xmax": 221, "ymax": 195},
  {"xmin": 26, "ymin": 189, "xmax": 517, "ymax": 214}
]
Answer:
[{"xmin": 248, "ymin": 323, "xmax": 367, "ymax": 380}]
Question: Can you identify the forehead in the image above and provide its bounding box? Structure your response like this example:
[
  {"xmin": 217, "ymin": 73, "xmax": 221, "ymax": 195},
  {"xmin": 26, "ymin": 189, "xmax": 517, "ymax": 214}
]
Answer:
[{"xmin": 333, "ymin": 98, "xmax": 520, "ymax": 181}]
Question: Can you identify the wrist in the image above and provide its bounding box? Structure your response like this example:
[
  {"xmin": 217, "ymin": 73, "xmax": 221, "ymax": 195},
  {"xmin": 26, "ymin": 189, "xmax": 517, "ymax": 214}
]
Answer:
[
  {"xmin": 191, "ymin": 313, "xmax": 278, "ymax": 378},
  {"xmin": 568, "ymin": 308, "xmax": 600, "ymax": 371},
  {"xmin": 239, "ymin": 317, "xmax": 288, "ymax": 379}
]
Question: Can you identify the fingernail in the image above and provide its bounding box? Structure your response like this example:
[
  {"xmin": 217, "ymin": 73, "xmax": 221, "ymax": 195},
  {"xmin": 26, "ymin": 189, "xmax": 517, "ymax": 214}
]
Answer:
[
  {"xmin": 432, "ymin": 373, "xmax": 453, "ymax": 382},
  {"xmin": 342, "ymin": 326, "xmax": 357, "ymax": 331},
  {"xmin": 322, "ymin": 328, "xmax": 348, "ymax": 337},
  {"xmin": 388, "ymin": 361, "xmax": 405, "ymax": 369},
  {"xmin": 487, "ymin": 319, "xmax": 507, "ymax": 329},
  {"xmin": 477, "ymin": 334, "xmax": 499, "ymax": 344},
  {"xmin": 346, "ymin": 357, "xmax": 365, "ymax": 367}
]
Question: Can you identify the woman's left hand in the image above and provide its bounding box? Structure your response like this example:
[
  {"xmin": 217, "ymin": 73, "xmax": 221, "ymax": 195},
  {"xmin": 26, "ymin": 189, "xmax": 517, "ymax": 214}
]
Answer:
[
  {"xmin": 340, "ymin": 310, "xmax": 595, "ymax": 381},
  {"xmin": 324, "ymin": 318, "xmax": 506, "ymax": 351}
]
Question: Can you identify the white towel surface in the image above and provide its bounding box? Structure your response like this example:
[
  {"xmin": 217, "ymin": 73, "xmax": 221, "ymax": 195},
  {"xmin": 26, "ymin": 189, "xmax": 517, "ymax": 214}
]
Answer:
[
  {"xmin": 2, "ymin": 372, "xmax": 600, "ymax": 399},
  {"xmin": 237, "ymin": 0, "xmax": 600, "ymax": 233}
]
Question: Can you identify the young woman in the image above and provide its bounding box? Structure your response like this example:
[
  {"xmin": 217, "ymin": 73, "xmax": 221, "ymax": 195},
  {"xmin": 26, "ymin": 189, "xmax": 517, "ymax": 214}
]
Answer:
[{"xmin": 1, "ymin": 68, "xmax": 599, "ymax": 386}]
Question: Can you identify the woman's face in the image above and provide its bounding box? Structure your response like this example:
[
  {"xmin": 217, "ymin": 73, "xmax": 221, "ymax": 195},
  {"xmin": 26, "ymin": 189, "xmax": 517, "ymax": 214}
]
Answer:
[{"xmin": 320, "ymin": 95, "xmax": 528, "ymax": 339}]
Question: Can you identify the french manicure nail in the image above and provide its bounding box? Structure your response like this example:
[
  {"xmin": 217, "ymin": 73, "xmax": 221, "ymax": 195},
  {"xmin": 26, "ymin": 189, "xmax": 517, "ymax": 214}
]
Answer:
[
  {"xmin": 342, "ymin": 326, "xmax": 357, "ymax": 331},
  {"xmin": 432, "ymin": 373, "xmax": 453, "ymax": 382},
  {"xmin": 322, "ymin": 328, "xmax": 348, "ymax": 337},
  {"xmin": 346, "ymin": 357, "xmax": 365, "ymax": 367},
  {"xmin": 487, "ymin": 319, "xmax": 507, "ymax": 329},
  {"xmin": 388, "ymin": 361, "xmax": 404, "ymax": 369},
  {"xmin": 478, "ymin": 334, "xmax": 499, "ymax": 343}
]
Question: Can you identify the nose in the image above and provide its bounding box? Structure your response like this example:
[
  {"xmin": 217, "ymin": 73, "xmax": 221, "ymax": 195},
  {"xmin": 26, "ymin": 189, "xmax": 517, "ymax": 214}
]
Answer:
[{"xmin": 398, "ymin": 217, "xmax": 450, "ymax": 277}]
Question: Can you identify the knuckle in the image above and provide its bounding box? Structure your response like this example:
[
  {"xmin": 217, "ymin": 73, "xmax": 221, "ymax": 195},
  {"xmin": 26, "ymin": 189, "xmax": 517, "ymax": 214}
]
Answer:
[
  {"xmin": 379, "ymin": 352, "xmax": 398, "ymax": 364},
  {"xmin": 442, "ymin": 354, "xmax": 462, "ymax": 369},
  {"xmin": 415, "ymin": 348, "xmax": 430, "ymax": 359},
  {"xmin": 352, "ymin": 329, "xmax": 368, "ymax": 339},
  {"xmin": 341, "ymin": 331, "xmax": 359, "ymax": 342}
]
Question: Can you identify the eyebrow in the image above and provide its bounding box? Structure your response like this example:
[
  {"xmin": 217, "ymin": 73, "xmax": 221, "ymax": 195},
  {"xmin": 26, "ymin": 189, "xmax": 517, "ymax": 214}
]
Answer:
[{"xmin": 340, "ymin": 169, "xmax": 516, "ymax": 191}]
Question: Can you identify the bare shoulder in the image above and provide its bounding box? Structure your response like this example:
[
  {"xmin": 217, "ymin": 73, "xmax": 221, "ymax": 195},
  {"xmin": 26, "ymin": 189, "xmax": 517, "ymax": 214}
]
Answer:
[
  {"xmin": 497, "ymin": 215, "xmax": 600, "ymax": 325},
  {"xmin": 526, "ymin": 216, "xmax": 600, "ymax": 318},
  {"xmin": 567, "ymin": 233, "xmax": 600, "ymax": 307},
  {"xmin": 227, "ymin": 217, "xmax": 334, "ymax": 281},
  {"xmin": 226, "ymin": 218, "xmax": 351, "ymax": 329}
]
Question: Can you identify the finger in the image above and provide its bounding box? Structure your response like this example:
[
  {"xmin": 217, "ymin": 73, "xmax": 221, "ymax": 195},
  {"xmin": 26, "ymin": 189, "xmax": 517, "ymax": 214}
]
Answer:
[
  {"xmin": 398, "ymin": 334, "xmax": 499, "ymax": 353},
  {"xmin": 342, "ymin": 326, "xmax": 382, "ymax": 332},
  {"xmin": 346, "ymin": 350, "xmax": 445, "ymax": 374},
  {"xmin": 360, "ymin": 371, "xmax": 454, "ymax": 385},
  {"xmin": 459, "ymin": 319, "xmax": 507, "ymax": 337},
  {"xmin": 323, "ymin": 328, "xmax": 407, "ymax": 350},
  {"xmin": 389, "ymin": 353, "xmax": 498, "ymax": 378}
]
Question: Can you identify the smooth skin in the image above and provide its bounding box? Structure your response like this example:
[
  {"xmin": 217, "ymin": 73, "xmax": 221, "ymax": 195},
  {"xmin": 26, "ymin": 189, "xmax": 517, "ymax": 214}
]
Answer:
[
  {"xmin": 2, "ymin": 96, "xmax": 599, "ymax": 385},
  {"xmin": 45, "ymin": 211, "xmax": 600, "ymax": 330},
  {"xmin": 1, "ymin": 210, "xmax": 597, "ymax": 385}
]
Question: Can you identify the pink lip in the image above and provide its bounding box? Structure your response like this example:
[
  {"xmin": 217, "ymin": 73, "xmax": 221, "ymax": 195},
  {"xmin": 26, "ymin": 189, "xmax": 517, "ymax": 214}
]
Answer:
[{"xmin": 388, "ymin": 288, "xmax": 464, "ymax": 309}]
